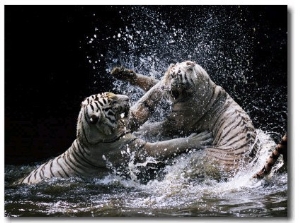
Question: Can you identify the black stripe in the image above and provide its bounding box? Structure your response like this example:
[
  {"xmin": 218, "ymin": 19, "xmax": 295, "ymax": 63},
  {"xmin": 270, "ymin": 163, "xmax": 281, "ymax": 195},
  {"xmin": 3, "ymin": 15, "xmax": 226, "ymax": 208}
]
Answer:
[
  {"xmin": 214, "ymin": 118, "xmax": 227, "ymax": 139},
  {"xmin": 74, "ymin": 140, "xmax": 90, "ymax": 156},
  {"xmin": 94, "ymin": 101, "xmax": 101, "ymax": 110},
  {"xmin": 82, "ymin": 125, "xmax": 90, "ymax": 144},
  {"xmin": 218, "ymin": 117, "xmax": 243, "ymax": 144},
  {"xmin": 64, "ymin": 151, "xmax": 83, "ymax": 176},
  {"xmin": 49, "ymin": 160, "xmax": 55, "ymax": 177},
  {"xmin": 56, "ymin": 156, "xmax": 70, "ymax": 177},
  {"xmin": 90, "ymin": 103, "xmax": 95, "ymax": 111},
  {"xmin": 75, "ymin": 143, "xmax": 103, "ymax": 168},
  {"xmin": 33, "ymin": 169, "xmax": 39, "ymax": 180},
  {"xmin": 72, "ymin": 150, "xmax": 94, "ymax": 170},
  {"xmin": 223, "ymin": 127, "xmax": 250, "ymax": 148},
  {"xmin": 207, "ymin": 150, "xmax": 242, "ymax": 162},
  {"xmin": 39, "ymin": 162, "xmax": 47, "ymax": 180},
  {"xmin": 74, "ymin": 142, "xmax": 88, "ymax": 160},
  {"xmin": 27, "ymin": 171, "xmax": 33, "ymax": 183},
  {"xmin": 81, "ymin": 125, "xmax": 131, "ymax": 144},
  {"xmin": 72, "ymin": 145, "xmax": 97, "ymax": 169},
  {"xmin": 208, "ymin": 91, "xmax": 225, "ymax": 125},
  {"xmin": 206, "ymin": 84, "xmax": 219, "ymax": 109},
  {"xmin": 190, "ymin": 77, "xmax": 195, "ymax": 85},
  {"xmin": 56, "ymin": 170, "xmax": 64, "ymax": 178},
  {"xmin": 222, "ymin": 132, "xmax": 250, "ymax": 148},
  {"xmin": 107, "ymin": 110, "xmax": 115, "ymax": 117},
  {"xmin": 103, "ymin": 107, "xmax": 111, "ymax": 112},
  {"xmin": 106, "ymin": 115, "xmax": 115, "ymax": 124},
  {"xmin": 84, "ymin": 107, "xmax": 91, "ymax": 123},
  {"xmin": 230, "ymin": 140, "xmax": 250, "ymax": 153},
  {"xmin": 212, "ymin": 101, "xmax": 231, "ymax": 130},
  {"xmin": 178, "ymin": 73, "xmax": 182, "ymax": 81}
]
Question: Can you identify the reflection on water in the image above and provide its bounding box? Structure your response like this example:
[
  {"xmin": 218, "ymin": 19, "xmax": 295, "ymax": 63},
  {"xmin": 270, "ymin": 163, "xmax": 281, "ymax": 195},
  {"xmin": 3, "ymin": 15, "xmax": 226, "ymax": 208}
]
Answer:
[{"xmin": 5, "ymin": 131, "xmax": 287, "ymax": 217}]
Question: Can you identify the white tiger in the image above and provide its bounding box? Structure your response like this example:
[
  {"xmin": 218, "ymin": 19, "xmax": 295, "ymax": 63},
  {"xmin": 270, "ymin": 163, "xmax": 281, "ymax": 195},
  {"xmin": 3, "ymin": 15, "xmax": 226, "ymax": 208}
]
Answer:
[
  {"xmin": 17, "ymin": 92, "xmax": 213, "ymax": 184},
  {"xmin": 111, "ymin": 61, "xmax": 257, "ymax": 176}
]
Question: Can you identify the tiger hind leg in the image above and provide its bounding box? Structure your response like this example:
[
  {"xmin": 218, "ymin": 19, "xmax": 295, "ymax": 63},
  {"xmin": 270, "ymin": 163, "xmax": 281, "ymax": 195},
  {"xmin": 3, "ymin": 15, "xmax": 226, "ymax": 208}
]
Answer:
[{"xmin": 253, "ymin": 133, "xmax": 287, "ymax": 179}]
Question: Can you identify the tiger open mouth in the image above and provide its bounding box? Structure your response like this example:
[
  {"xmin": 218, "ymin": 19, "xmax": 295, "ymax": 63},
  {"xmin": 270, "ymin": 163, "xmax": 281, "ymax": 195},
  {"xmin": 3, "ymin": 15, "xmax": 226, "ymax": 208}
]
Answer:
[
  {"xmin": 171, "ymin": 89, "xmax": 180, "ymax": 100},
  {"xmin": 161, "ymin": 85, "xmax": 181, "ymax": 100}
]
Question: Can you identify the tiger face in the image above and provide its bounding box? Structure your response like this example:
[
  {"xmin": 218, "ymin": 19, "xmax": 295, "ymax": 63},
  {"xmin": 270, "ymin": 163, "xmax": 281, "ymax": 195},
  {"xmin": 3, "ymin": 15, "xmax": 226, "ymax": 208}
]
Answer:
[
  {"xmin": 82, "ymin": 92, "xmax": 130, "ymax": 126},
  {"xmin": 77, "ymin": 92, "xmax": 130, "ymax": 144},
  {"xmin": 162, "ymin": 61, "xmax": 210, "ymax": 102}
]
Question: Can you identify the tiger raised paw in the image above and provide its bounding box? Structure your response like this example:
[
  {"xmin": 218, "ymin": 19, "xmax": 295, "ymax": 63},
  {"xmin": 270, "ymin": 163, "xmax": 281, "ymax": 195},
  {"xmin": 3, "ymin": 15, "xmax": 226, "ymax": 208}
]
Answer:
[
  {"xmin": 17, "ymin": 92, "xmax": 213, "ymax": 185},
  {"xmin": 111, "ymin": 66, "xmax": 137, "ymax": 82},
  {"xmin": 111, "ymin": 66, "xmax": 159, "ymax": 91},
  {"xmin": 112, "ymin": 61, "xmax": 257, "ymax": 176}
]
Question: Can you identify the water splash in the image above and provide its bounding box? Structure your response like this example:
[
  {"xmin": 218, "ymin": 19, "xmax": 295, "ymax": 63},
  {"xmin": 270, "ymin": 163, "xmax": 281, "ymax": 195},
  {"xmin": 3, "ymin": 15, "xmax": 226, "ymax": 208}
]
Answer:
[
  {"xmin": 84, "ymin": 6, "xmax": 286, "ymax": 137},
  {"xmin": 5, "ymin": 128, "xmax": 287, "ymax": 217},
  {"xmin": 109, "ymin": 130, "xmax": 284, "ymax": 208}
]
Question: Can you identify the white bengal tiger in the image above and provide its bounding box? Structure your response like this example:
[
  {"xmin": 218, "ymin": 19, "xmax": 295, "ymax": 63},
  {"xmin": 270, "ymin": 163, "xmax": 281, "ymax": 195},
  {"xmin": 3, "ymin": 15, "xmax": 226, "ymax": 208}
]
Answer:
[
  {"xmin": 17, "ymin": 92, "xmax": 213, "ymax": 184},
  {"xmin": 111, "ymin": 61, "xmax": 257, "ymax": 176}
]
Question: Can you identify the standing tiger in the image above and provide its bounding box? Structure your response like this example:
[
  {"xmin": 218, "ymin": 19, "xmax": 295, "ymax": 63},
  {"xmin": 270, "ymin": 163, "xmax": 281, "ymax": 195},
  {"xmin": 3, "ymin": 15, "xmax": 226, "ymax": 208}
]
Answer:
[
  {"xmin": 111, "ymin": 61, "xmax": 258, "ymax": 176},
  {"xmin": 17, "ymin": 92, "xmax": 213, "ymax": 185}
]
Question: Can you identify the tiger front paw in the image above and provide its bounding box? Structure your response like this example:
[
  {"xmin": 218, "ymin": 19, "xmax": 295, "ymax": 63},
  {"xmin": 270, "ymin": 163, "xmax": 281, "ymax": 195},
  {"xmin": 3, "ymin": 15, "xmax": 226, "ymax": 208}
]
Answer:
[
  {"xmin": 111, "ymin": 66, "xmax": 137, "ymax": 83},
  {"xmin": 188, "ymin": 131, "xmax": 214, "ymax": 148}
]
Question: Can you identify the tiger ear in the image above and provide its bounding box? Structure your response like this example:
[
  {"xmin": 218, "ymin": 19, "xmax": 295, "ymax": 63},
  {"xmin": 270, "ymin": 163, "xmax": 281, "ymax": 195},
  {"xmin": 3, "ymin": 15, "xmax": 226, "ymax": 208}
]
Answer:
[
  {"xmin": 81, "ymin": 98, "xmax": 88, "ymax": 107},
  {"xmin": 186, "ymin": 61, "xmax": 196, "ymax": 69},
  {"xmin": 168, "ymin": 63, "xmax": 175, "ymax": 70}
]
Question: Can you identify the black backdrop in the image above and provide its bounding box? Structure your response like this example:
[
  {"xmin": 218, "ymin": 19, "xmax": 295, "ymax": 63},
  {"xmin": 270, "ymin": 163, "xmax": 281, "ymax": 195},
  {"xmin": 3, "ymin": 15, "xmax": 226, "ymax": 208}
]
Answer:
[{"xmin": 5, "ymin": 5, "xmax": 287, "ymax": 165}]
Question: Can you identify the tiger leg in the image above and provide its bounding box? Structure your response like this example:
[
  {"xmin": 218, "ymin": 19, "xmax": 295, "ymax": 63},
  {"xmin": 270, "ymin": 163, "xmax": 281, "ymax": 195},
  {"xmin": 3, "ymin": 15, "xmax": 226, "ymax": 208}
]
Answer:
[
  {"xmin": 111, "ymin": 66, "xmax": 159, "ymax": 91},
  {"xmin": 253, "ymin": 133, "xmax": 287, "ymax": 179},
  {"xmin": 136, "ymin": 131, "xmax": 213, "ymax": 160},
  {"xmin": 129, "ymin": 81, "xmax": 165, "ymax": 131}
]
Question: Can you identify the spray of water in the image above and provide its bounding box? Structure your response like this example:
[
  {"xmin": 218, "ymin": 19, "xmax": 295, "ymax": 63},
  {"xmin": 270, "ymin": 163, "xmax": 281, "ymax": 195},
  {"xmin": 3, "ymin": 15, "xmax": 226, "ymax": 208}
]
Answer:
[{"xmin": 82, "ymin": 5, "xmax": 287, "ymax": 194}]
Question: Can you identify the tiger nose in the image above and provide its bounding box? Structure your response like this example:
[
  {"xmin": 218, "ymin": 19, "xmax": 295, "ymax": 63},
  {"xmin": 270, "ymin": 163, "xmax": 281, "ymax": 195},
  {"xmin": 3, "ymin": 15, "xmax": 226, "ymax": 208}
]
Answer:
[{"xmin": 117, "ymin": 94, "xmax": 129, "ymax": 101}]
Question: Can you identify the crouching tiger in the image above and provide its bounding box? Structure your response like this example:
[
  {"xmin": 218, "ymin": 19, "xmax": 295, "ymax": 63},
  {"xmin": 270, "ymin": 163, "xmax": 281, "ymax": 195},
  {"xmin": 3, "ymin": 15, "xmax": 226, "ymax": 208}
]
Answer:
[
  {"xmin": 111, "ymin": 61, "xmax": 258, "ymax": 177},
  {"xmin": 17, "ymin": 92, "xmax": 213, "ymax": 185}
]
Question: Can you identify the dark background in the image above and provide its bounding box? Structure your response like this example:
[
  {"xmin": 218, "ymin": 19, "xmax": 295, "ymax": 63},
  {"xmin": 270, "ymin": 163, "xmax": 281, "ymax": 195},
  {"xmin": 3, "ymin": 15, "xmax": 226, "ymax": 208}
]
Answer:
[{"xmin": 5, "ymin": 6, "xmax": 287, "ymax": 165}]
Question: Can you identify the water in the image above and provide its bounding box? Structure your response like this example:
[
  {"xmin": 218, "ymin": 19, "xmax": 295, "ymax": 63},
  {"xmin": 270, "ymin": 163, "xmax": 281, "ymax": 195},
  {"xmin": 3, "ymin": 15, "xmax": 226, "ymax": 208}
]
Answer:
[
  {"xmin": 5, "ymin": 6, "xmax": 287, "ymax": 218},
  {"xmin": 5, "ymin": 130, "xmax": 287, "ymax": 217}
]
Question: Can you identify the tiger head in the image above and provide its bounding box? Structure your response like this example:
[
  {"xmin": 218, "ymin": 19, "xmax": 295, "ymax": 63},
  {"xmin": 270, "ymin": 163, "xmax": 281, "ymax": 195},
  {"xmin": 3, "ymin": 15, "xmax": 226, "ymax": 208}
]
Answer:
[
  {"xmin": 162, "ymin": 61, "xmax": 212, "ymax": 102},
  {"xmin": 77, "ymin": 92, "xmax": 130, "ymax": 145}
]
